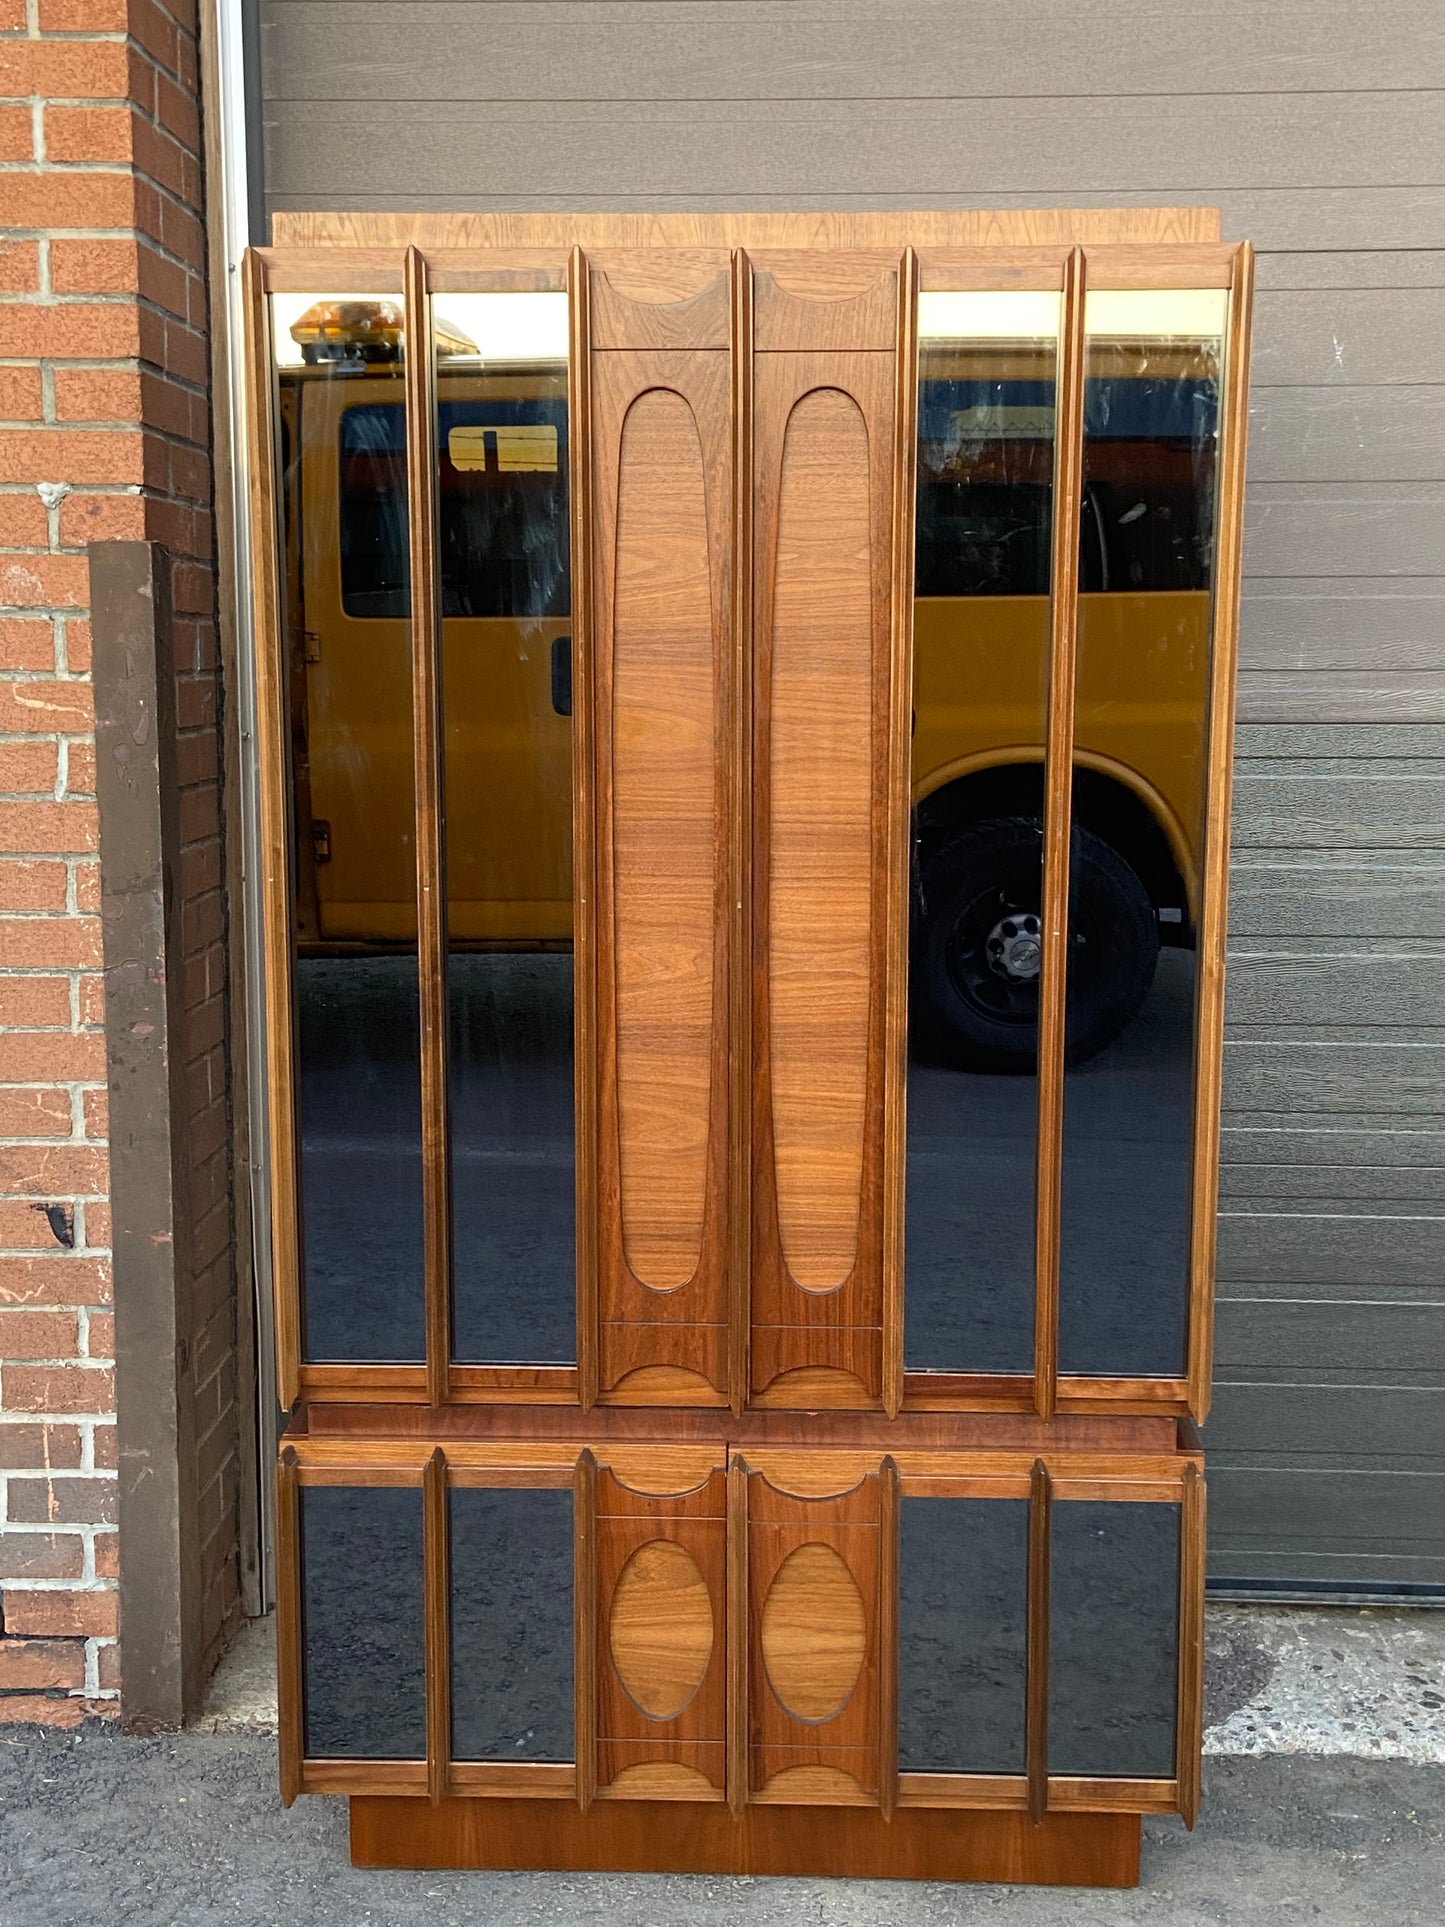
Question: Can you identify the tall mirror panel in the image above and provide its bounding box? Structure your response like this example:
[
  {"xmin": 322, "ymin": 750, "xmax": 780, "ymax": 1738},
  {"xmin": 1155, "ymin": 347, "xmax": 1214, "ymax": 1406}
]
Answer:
[
  {"xmin": 434, "ymin": 294, "xmax": 576, "ymax": 1367},
  {"xmin": 1060, "ymin": 290, "xmax": 1226, "ymax": 1378},
  {"xmin": 300, "ymin": 1483, "xmax": 426, "ymax": 1759},
  {"xmin": 906, "ymin": 290, "xmax": 1061, "ymax": 1375},
  {"xmin": 898, "ymin": 1497, "xmax": 1028, "ymax": 1772},
  {"xmin": 1049, "ymin": 1500, "xmax": 1180, "ymax": 1778},
  {"xmin": 274, "ymin": 295, "xmax": 425, "ymax": 1365}
]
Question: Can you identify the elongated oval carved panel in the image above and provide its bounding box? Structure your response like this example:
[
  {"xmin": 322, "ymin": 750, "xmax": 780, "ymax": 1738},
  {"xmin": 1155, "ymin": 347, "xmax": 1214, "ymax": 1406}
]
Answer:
[
  {"xmin": 608, "ymin": 1537, "xmax": 715, "ymax": 1721},
  {"xmin": 768, "ymin": 388, "xmax": 873, "ymax": 1291},
  {"xmin": 613, "ymin": 388, "xmax": 717, "ymax": 1290},
  {"xmin": 760, "ymin": 1541, "xmax": 867, "ymax": 1724}
]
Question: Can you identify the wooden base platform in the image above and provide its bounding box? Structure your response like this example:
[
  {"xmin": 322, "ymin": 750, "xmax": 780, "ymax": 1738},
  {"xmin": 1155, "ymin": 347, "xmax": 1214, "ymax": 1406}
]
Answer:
[{"xmin": 349, "ymin": 1797, "xmax": 1142, "ymax": 1887}]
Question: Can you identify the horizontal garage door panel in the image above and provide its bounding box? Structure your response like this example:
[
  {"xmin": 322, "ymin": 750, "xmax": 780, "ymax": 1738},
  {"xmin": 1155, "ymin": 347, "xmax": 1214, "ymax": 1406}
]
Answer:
[
  {"xmin": 1229, "ymin": 856, "xmax": 1445, "ymax": 936},
  {"xmin": 1242, "ymin": 484, "xmax": 1445, "ymax": 579},
  {"xmin": 1239, "ymin": 585, "xmax": 1445, "ymax": 674},
  {"xmin": 1231, "ymin": 776, "xmax": 1445, "ymax": 850},
  {"xmin": 1209, "ymin": 1469, "xmax": 1445, "ymax": 1577},
  {"xmin": 262, "ymin": 3, "xmax": 1445, "ymax": 104},
  {"xmin": 1248, "ymin": 390, "xmax": 1445, "ymax": 485},
  {"xmin": 1251, "ymin": 290, "xmax": 1445, "ymax": 386},
  {"xmin": 1215, "ymin": 1298, "xmax": 1445, "ymax": 1375},
  {"xmin": 1220, "ymin": 1161, "xmax": 1445, "ymax": 1205},
  {"xmin": 1223, "ymin": 1043, "xmax": 1445, "ymax": 1116},
  {"xmin": 1225, "ymin": 952, "xmax": 1445, "ymax": 1027},
  {"xmin": 264, "ymin": 93, "xmax": 1445, "ymax": 201},
  {"xmin": 1207, "ymin": 1384, "xmax": 1445, "ymax": 1463},
  {"xmin": 1217, "ymin": 1209, "xmax": 1445, "ymax": 1287}
]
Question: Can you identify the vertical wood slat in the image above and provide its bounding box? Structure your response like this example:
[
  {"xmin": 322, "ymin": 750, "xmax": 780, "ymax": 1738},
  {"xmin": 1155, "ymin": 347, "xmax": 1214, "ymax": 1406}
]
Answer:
[
  {"xmin": 1187, "ymin": 243, "xmax": 1255, "ymax": 1425},
  {"xmin": 1033, "ymin": 247, "xmax": 1087, "ymax": 1423},
  {"xmin": 881, "ymin": 251, "xmax": 918, "ymax": 1423},
  {"xmin": 275, "ymin": 1445, "xmax": 303, "ymax": 1805},
  {"xmin": 574, "ymin": 1448, "xmax": 598, "ymax": 1811},
  {"xmin": 570, "ymin": 246, "xmax": 600, "ymax": 1414},
  {"xmin": 241, "ymin": 249, "xmax": 301, "ymax": 1409},
  {"xmin": 423, "ymin": 1446, "xmax": 449, "ymax": 1804},
  {"xmin": 1026, "ymin": 1456, "xmax": 1053, "ymax": 1825},
  {"xmin": 728, "ymin": 252, "xmax": 754, "ymax": 1417},
  {"xmin": 726, "ymin": 1453, "xmax": 749, "ymax": 1814},
  {"xmin": 876, "ymin": 1454, "xmax": 900, "ymax": 1820},
  {"xmin": 1176, "ymin": 1462, "xmax": 1207, "ymax": 1828},
  {"xmin": 403, "ymin": 245, "xmax": 452, "ymax": 1407}
]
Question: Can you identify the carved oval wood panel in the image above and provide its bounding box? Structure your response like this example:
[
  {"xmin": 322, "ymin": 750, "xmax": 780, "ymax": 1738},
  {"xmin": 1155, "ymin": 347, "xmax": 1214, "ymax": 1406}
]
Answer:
[
  {"xmin": 768, "ymin": 387, "xmax": 873, "ymax": 1292},
  {"xmin": 613, "ymin": 387, "xmax": 717, "ymax": 1290},
  {"xmin": 760, "ymin": 1541, "xmax": 867, "ymax": 1724},
  {"xmin": 608, "ymin": 1537, "xmax": 715, "ymax": 1721}
]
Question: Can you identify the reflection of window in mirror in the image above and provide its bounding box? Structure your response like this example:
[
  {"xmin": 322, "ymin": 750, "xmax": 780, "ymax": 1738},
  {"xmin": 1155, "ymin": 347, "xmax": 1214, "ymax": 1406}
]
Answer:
[
  {"xmin": 1060, "ymin": 291, "xmax": 1226, "ymax": 1380},
  {"xmin": 905, "ymin": 290, "xmax": 1061, "ymax": 1377},
  {"xmin": 433, "ymin": 293, "xmax": 578, "ymax": 1368},
  {"xmin": 272, "ymin": 293, "xmax": 427, "ymax": 1366}
]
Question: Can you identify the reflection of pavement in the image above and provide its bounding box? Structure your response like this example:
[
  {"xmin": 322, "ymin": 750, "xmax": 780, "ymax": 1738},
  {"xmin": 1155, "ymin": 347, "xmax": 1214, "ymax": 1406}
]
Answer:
[
  {"xmin": 900, "ymin": 1497, "xmax": 1177, "ymax": 1779},
  {"xmin": 298, "ymin": 953, "xmax": 575, "ymax": 1365},
  {"xmin": 907, "ymin": 949, "xmax": 1194, "ymax": 1377},
  {"xmin": 300, "ymin": 948, "xmax": 1192, "ymax": 1376}
]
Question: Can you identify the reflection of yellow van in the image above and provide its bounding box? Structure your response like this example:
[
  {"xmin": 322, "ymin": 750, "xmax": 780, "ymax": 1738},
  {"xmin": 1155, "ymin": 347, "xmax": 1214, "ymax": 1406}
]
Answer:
[{"xmin": 280, "ymin": 322, "xmax": 1216, "ymax": 1068}]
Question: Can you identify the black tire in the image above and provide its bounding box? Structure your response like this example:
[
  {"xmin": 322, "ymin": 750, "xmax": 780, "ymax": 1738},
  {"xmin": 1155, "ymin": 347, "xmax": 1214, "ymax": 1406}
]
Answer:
[{"xmin": 913, "ymin": 816, "xmax": 1158, "ymax": 1073}]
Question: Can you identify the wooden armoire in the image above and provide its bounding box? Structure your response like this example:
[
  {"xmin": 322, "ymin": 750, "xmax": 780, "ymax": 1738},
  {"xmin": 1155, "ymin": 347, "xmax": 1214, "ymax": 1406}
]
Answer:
[{"xmin": 245, "ymin": 207, "xmax": 1252, "ymax": 1887}]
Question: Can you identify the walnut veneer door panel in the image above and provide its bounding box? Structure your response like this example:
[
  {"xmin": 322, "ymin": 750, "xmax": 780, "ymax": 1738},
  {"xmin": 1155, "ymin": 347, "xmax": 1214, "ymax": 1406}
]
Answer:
[
  {"xmin": 744, "ymin": 1465, "xmax": 887, "ymax": 1803},
  {"xmin": 594, "ymin": 1463, "xmax": 728, "ymax": 1797},
  {"xmin": 590, "ymin": 252, "xmax": 734, "ymax": 1404},
  {"xmin": 750, "ymin": 252, "xmax": 903, "ymax": 1407}
]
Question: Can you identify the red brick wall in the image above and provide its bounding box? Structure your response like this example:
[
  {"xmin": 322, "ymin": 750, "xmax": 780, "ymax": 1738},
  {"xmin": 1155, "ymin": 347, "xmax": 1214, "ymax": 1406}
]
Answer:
[{"xmin": 0, "ymin": 0, "xmax": 238, "ymax": 1723}]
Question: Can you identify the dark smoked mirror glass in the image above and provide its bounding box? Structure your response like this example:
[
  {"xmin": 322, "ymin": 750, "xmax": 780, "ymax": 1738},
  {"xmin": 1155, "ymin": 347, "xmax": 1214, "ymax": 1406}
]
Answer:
[
  {"xmin": 300, "ymin": 1483, "xmax": 425, "ymax": 1759},
  {"xmin": 907, "ymin": 291, "xmax": 1060, "ymax": 1374},
  {"xmin": 899, "ymin": 1497, "xmax": 1028, "ymax": 1773},
  {"xmin": 1049, "ymin": 1500, "xmax": 1180, "ymax": 1778},
  {"xmin": 273, "ymin": 294, "xmax": 425, "ymax": 1365},
  {"xmin": 436, "ymin": 295, "xmax": 576, "ymax": 1366},
  {"xmin": 1061, "ymin": 292, "xmax": 1226, "ymax": 1378},
  {"xmin": 449, "ymin": 1486, "xmax": 574, "ymax": 1761}
]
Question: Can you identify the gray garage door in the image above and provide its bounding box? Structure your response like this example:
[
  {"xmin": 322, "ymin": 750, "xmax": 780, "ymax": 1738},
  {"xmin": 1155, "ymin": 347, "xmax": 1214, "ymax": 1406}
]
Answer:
[{"xmin": 254, "ymin": 0, "xmax": 1445, "ymax": 1596}]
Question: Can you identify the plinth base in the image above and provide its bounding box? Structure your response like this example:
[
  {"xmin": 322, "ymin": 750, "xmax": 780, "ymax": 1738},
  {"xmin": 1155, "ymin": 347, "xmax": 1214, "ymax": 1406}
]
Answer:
[{"xmin": 349, "ymin": 1797, "xmax": 1142, "ymax": 1887}]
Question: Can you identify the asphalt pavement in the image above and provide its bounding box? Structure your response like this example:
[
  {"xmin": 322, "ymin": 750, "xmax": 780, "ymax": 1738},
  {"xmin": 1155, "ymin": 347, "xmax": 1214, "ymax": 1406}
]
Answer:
[{"xmin": 0, "ymin": 1729, "xmax": 1441, "ymax": 1927}]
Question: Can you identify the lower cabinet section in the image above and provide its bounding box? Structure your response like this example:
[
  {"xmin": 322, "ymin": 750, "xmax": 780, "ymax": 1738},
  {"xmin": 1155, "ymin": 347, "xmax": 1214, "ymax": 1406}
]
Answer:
[{"xmin": 277, "ymin": 1428, "xmax": 1203, "ymax": 1877}]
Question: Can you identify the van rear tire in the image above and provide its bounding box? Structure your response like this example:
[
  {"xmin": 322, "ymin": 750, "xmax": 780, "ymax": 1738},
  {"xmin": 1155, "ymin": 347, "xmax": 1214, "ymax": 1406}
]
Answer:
[{"xmin": 913, "ymin": 816, "xmax": 1158, "ymax": 1073}]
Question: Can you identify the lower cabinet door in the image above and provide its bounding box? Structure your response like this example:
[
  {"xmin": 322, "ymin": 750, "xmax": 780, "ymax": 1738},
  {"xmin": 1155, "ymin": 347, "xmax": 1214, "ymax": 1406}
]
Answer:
[{"xmin": 277, "ymin": 1442, "xmax": 1201, "ymax": 1816}]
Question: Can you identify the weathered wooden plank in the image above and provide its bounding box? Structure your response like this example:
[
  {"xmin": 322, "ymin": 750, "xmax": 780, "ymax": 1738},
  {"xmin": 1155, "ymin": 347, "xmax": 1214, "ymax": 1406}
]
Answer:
[
  {"xmin": 1216, "ymin": 1204, "xmax": 1445, "ymax": 1283},
  {"xmin": 260, "ymin": 3, "xmax": 1445, "ymax": 104},
  {"xmin": 1224, "ymin": 949, "xmax": 1445, "ymax": 1026},
  {"xmin": 1248, "ymin": 388, "xmax": 1445, "ymax": 487},
  {"xmin": 1243, "ymin": 483, "xmax": 1445, "ymax": 580},
  {"xmin": 1214, "ymin": 1296, "xmax": 1445, "ymax": 1372},
  {"xmin": 262, "ymin": 92, "xmax": 1445, "ymax": 202}
]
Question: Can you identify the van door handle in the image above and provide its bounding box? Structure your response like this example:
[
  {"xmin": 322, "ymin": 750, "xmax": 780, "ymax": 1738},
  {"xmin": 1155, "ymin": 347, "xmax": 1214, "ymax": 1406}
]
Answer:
[{"xmin": 551, "ymin": 635, "xmax": 572, "ymax": 716}]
